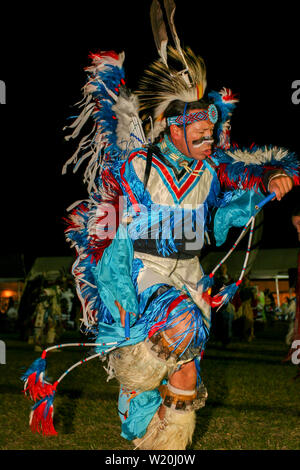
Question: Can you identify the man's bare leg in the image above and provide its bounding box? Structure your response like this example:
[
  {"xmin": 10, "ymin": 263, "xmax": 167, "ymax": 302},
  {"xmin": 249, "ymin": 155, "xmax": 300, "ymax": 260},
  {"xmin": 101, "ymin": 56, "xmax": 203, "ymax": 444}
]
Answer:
[{"xmin": 158, "ymin": 360, "xmax": 196, "ymax": 419}]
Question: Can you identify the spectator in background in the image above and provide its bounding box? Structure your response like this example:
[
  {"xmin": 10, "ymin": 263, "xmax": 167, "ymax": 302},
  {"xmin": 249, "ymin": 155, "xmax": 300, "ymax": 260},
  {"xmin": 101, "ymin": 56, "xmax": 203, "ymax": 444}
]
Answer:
[
  {"xmin": 279, "ymin": 296, "xmax": 290, "ymax": 321},
  {"xmin": 6, "ymin": 297, "xmax": 18, "ymax": 332},
  {"xmin": 285, "ymin": 206, "xmax": 300, "ymax": 378},
  {"xmin": 31, "ymin": 290, "xmax": 48, "ymax": 352},
  {"xmin": 213, "ymin": 264, "xmax": 235, "ymax": 347},
  {"xmin": 60, "ymin": 276, "xmax": 75, "ymax": 329},
  {"xmin": 253, "ymin": 286, "xmax": 266, "ymax": 333},
  {"xmin": 285, "ymin": 296, "xmax": 297, "ymax": 346},
  {"xmin": 17, "ymin": 275, "xmax": 46, "ymax": 341},
  {"xmin": 264, "ymin": 289, "xmax": 276, "ymax": 326},
  {"xmin": 44, "ymin": 282, "xmax": 63, "ymax": 346},
  {"xmin": 235, "ymin": 277, "xmax": 255, "ymax": 342},
  {"xmin": 29, "ymin": 280, "xmax": 63, "ymax": 351}
]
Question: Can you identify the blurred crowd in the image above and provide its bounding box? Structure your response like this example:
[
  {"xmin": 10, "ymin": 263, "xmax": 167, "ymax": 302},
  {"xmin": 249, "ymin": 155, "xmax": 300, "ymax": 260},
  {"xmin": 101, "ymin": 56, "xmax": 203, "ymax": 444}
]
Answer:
[
  {"xmin": 210, "ymin": 264, "xmax": 296, "ymax": 348},
  {"xmin": 0, "ymin": 274, "xmax": 81, "ymax": 351},
  {"xmin": 0, "ymin": 264, "xmax": 297, "ymax": 353}
]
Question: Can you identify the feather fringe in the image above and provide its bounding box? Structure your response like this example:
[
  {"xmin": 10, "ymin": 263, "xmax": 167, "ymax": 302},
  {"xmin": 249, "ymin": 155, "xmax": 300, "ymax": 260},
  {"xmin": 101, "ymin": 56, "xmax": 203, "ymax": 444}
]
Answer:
[
  {"xmin": 63, "ymin": 168, "xmax": 124, "ymax": 327},
  {"xmin": 63, "ymin": 51, "xmax": 145, "ymax": 194},
  {"xmin": 136, "ymin": 46, "xmax": 207, "ymax": 123},
  {"xmin": 21, "ymin": 355, "xmax": 52, "ymax": 402},
  {"xmin": 143, "ymin": 288, "xmax": 209, "ymax": 357},
  {"xmin": 203, "ymin": 281, "xmax": 240, "ymax": 310},
  {"xmin": 214, "ymin": 146, "xmax": 300, "ymax": 190},
  {"xmin": 29, "ymin": 385, "xmax": 58, "ymax": 436},
  {"xmin": 197, "ymin": 274, "xmax": 215, "ymax": 294}
]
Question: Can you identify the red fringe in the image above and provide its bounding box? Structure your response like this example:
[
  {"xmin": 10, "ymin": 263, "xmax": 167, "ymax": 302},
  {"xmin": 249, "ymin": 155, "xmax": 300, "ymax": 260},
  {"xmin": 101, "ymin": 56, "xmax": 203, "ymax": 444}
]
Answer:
[
  {"xmin": 217, "ymin": 163, "xmax": 300, "ymax": 192},
  {"xmin": 293, "ymin": 174, "xmax": 300, "ymax": 186},
  {"xmin": 86, "ymin": 169, "xmax": 123, "ymax": 262},
  {"xmin": 30, "ymin": 402, "xmax": 57, "ymax": 436},
  {"xmin": 148, "ymin": 294, "xmax": 189, "ymax": 338},
  {"xmin": 88, "ymin": 50, "xmax": 120, "ymax": 63},
  {"xmin": 202, "ymin": 291, "xmax": 224, "ymax": 308},
  {"xmin": 221, "ymin": 89, "xmax": 239, "ymax": 103},
  {"xmin": 63, "ymin": 169, "xmax": 124, "ymax": 264},
  {"xmin": 24, "ymin": 373, "xmax": 54, "ymax": 402}
]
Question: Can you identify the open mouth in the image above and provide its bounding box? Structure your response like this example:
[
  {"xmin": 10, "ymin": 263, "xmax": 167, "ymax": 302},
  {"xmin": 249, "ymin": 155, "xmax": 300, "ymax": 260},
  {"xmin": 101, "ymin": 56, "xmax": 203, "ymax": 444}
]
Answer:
[{"xmin": 192, "ymin": 138, "xmax": 214, "ymax": 148}]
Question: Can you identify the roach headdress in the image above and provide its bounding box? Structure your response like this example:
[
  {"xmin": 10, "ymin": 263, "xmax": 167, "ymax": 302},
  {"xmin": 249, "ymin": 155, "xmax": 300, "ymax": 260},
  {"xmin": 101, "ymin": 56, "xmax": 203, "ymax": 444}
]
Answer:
[
  {"xmin": 137, "ymin": 0, "xmax": 208, "ymax": 139},
  {"xmin": 137, "ymin": 0, "xmax": 238, "ymax": 147}
]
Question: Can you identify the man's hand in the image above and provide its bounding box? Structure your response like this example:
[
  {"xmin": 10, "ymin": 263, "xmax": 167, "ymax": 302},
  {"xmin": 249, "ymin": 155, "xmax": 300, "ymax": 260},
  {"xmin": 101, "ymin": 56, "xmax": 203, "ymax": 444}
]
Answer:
[
  {"xmin": 115, "ymin": 300, "xmax": 136, "ymax": 327},
  {"xmin": 268, "ymin": 175, "xmax": 293, "ymax": 201},
  {"xmin": 115, "ymin": 300, "xmax": 126, "ymax": 327}
]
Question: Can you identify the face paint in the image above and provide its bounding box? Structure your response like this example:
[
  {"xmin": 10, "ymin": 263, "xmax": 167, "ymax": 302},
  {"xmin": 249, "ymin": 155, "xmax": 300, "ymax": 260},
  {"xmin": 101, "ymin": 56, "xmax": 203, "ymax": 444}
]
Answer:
[
  {"xmin": 170, "ymin": 108, "xmax": 215, "ymax": 160},
  {"xmin": 192, "ymin": 136, "xmax": 214, "ymax": 148}
]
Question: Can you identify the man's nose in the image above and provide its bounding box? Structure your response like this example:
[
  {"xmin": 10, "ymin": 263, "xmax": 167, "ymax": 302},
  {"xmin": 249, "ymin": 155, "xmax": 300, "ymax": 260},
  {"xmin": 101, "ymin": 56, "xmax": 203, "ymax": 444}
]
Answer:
[{"xmin": 205, "ymin": 129, "xmax": 212, "ymax": 136}]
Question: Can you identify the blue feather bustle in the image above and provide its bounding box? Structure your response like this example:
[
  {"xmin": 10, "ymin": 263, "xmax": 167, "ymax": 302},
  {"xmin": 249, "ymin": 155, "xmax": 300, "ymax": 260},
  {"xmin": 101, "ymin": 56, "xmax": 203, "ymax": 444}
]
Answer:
[
  {"xmin": 64, "ymin": 201, "xmax": 114, "ymax": 331},
  {"xmin": 86, "ymin": 63, "xmax": 127, "ymax": 162}
]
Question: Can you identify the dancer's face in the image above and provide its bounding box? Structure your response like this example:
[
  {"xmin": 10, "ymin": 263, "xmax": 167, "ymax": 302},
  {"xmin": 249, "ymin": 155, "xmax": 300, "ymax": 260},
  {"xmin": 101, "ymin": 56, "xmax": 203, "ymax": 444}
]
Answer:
[{"xmin": 170, "ymin": 111, "xmax": 215, "ymax": 160}]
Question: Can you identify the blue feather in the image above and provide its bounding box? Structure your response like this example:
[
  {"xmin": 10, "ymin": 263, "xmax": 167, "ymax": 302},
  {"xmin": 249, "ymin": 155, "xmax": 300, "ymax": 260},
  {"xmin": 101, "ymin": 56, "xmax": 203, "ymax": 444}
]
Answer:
[
  {"xmin": 21, "ymin": 357, "xmax": 47, "ymax": 383},
  {"xmin": 197, "ymin": 274, "xmax": 215, "ymax": 293},
  {"xmin": 213, "ymin": 282, "xmax": 240, "ymax": 309}
]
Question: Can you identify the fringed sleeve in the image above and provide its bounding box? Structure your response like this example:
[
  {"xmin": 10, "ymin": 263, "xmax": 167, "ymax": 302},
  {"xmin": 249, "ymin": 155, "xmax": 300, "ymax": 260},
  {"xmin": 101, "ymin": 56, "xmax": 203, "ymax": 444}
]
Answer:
[
  {"xmin": 214, "ymin": 145, "xmax": 300, "ymax": 192},
  {"xmin": 211, "ymin": 146, "xmax": 299, "ymax": 246}
]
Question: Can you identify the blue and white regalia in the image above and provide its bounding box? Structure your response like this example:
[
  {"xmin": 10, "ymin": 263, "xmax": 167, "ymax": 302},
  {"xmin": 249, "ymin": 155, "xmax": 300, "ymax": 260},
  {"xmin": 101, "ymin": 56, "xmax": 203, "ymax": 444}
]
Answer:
[{"xmin": 21, "ymin": 1, "xmax": 300, "ymax": 450}]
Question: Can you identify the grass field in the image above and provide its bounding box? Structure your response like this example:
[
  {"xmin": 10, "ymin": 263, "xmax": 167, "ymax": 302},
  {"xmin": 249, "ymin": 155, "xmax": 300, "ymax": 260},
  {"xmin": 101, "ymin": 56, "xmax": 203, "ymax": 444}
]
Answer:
[{"xmin": 0, "ymin": 322, "xmax": 299, "ymax": 450}]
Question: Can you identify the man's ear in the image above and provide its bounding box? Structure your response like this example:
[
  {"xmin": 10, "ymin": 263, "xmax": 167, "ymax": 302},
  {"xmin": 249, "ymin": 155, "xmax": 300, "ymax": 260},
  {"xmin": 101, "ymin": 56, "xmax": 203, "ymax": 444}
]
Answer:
[{"xmin": 169, "ymin": 124, "xmax": 182, "ymax": 141}]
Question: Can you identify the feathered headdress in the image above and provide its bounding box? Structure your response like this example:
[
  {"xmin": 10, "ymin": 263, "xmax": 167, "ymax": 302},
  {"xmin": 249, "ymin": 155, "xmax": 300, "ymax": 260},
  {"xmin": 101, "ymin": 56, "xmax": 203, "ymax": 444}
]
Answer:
[
  {"xmin": 137, "ymin": 0, "xmax": 240, "ymax": 148},
  {"xmin": 208, "ymin": 87, "xmax": 239, "ymax": 150},
  {"xmin": 137, "ymin": 0, "xmax": 207, "ymax": 139}
]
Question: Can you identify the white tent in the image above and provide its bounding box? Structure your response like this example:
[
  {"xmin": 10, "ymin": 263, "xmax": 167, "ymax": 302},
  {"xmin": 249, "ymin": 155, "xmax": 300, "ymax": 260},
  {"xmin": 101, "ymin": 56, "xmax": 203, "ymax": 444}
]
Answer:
[{"xmin": 27, "ymin": 256, "xmax": 74, "ymax": 281}]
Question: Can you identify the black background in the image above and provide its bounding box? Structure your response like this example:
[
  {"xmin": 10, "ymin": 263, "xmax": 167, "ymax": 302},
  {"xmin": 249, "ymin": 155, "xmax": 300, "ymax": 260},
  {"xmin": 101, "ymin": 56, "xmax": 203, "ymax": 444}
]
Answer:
[{"xmin": 0, "ymin": 1, "xmax": 299, "ymax": 272}]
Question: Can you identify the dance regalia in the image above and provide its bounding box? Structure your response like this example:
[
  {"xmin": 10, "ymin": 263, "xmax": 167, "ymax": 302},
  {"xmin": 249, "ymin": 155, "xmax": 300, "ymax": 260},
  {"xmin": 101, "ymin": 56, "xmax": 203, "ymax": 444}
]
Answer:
[{"xmin": 21, "ymin": 3, "xmax": 300, "ymax": 449}]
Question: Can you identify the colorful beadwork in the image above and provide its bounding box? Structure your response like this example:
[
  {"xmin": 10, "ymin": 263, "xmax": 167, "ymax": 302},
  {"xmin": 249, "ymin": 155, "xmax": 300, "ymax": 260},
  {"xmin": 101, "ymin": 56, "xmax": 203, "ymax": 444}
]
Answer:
[{"xmin": 167, "ymin": 104, "xmax": 218, "ymax": 126}]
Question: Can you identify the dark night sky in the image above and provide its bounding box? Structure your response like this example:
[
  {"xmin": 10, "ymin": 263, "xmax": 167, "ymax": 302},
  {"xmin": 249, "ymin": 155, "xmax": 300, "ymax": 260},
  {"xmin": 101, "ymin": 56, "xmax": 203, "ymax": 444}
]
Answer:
[{"xmin": 0, "ymin": 1, "xmax": 299, "ymax": 272}]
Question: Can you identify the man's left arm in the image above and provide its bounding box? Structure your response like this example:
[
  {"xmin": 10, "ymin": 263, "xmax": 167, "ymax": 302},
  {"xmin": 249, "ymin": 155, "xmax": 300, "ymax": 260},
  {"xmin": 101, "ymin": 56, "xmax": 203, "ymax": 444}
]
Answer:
[{"xmin": 214, "ymin": 146, "xmax": 300, "ymax": 198}]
